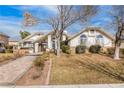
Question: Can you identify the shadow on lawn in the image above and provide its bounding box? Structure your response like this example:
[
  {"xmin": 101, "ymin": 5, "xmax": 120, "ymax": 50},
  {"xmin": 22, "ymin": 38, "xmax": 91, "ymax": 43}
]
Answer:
[{"xmin": 76, "ymin": 56, "xmax": 124, "ymax": 82}]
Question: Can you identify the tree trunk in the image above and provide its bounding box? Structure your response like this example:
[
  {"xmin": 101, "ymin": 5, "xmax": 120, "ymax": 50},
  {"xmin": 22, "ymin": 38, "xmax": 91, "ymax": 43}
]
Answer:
[
  {"xmin": 114, "ymin": 44, "xmax": 120, "ymax": 60},
  {"xmin": 56, "ymin": 37, "xmax": 61, "ymax": 57}
]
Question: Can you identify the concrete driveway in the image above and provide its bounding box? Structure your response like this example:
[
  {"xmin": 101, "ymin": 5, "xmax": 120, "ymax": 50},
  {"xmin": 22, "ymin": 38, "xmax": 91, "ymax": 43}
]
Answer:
[{"xmin": 0, "ymin": 54, "xmax": 37, "ymax": 85}]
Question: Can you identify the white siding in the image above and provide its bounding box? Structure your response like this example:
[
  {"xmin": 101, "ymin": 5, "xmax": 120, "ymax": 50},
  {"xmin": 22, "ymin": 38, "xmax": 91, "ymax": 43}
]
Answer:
[
  {"xmin": 69, "ymin": 30, "xmax": 113, "ymax": 47},
  {"xmin": 34, "ymin": 43, "xmax": 39, "ymax": 53},
  {"xmin": 28, "ymin": 34, "xmax": 43, "ymax": 41},
  {"xmin": 48, "ymin": 35, "xmax": 52, "ymax": 49},
  {"xmin": 62, "ymin": 35, "xmax": 66, "ymax": 41}
]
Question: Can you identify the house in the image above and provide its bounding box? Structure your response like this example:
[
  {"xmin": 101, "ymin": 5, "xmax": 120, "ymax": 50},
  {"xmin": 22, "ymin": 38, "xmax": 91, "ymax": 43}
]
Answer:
[
  {"xmin": 0, "ymin": 32, "xmax": 9, "ymax": 45},
  {"xmin": 34, "ymin": 31, "xmax": 68, "ymax": 51},
  {"xmin": 8, "ymin": 40, "xmax": 18, "ymax": 51},
  {"xmin": 68, "ymin": 27, "xmax": 115, "ymax": 48},
  {"xmin": 19, "ymin": 27, "xmax": 116, "ymax": 54},
  {"xmin": 19, "ymin": 31, "xmax": 68, "ymax": 53},
  {"xmin": 120, "ymin": 31, "xmax": 124, "ymax": 48},
  {"xmin": 0, "ymin": 32, "xmax": 9, "ymax": 52},
  {"xmin": 19, "ymin": 32, "xmax": 44, "ymax": 53}
]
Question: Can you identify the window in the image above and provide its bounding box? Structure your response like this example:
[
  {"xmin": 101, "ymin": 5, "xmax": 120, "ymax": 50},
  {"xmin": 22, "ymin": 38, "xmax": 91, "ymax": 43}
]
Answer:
[
  {"xmin": 52, "ymin": 40, "xmax": 55, "ymax": 49},
  {"xmin": 80, "ymin": 35, "xmax": 87, "ymax": 45},
  {"xmin": 90, "ymin": 30, "xmax": 94, "ymax": 34},
  {"xmin": 96, "ymin": 35, "xmax": 104, "ymax": 45},
  {"xmin": 121, "ymin": 34, "xmax": 124, "ymax": 40}
]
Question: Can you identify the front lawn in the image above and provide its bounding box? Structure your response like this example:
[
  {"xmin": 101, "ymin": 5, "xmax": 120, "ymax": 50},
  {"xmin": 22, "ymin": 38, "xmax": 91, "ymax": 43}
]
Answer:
[
  {"xmin": 50, "ymin": 53, "xmax": 124, "ymax": 85},
  {"xmin": 16, "ymin": 52, "xmax": 49, "ymax": 85},
  {"xmin": 0, "ymin": 52, "xmax": 24, "ymax": 65},
  {"xmin": 0, "ymin": 53, "xmax": 15, "ymax": 63}
]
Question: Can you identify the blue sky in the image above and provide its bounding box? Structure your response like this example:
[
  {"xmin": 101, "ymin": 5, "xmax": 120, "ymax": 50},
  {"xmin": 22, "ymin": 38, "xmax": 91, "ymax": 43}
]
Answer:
[{"xmin": 0, "ymin": 5, "xmax": 114, "ymax": 40}]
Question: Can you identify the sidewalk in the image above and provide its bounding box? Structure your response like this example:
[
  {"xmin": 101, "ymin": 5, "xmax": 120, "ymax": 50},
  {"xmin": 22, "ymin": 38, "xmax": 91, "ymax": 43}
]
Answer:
[
  {"xmin": 1, "ymin": 83, "xmax": 124, "ymax": 88},
  {"xmin": 0, "ymin": 55, "xmax": 37, "ymax": 85}
]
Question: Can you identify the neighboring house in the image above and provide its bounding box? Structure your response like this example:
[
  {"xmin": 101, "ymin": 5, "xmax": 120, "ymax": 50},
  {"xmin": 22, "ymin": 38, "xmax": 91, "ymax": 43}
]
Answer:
[
  {"xmin": 0, "ymin": 32, "xmax": 9, "ymax": 52},
  {"xmin": 8, "ymin": 40, "xmax": 18, "ymax": 51},
  {"xmin": 19, "ymin": 31, "xmax": 68, "ymax": 53},
  {"xmin": 0, "ymin": 32, "xmax": 9, "ymax": 45},
  {"xmin": 19, "ymin": 32, "xmax": 44, "ymax": 53},
  {"xmin": 120, "ymin": 31, "xmax": 124, "ymax": 48},
  {"xmin": 68, "ymin": 27, "xmax": 115, "ymax": 48}
]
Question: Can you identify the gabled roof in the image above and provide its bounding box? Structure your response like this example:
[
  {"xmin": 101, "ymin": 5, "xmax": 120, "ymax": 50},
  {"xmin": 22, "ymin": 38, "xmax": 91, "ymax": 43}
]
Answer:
[
  {"xmin": 0, "ymin": 32, "xmax": 9, "ymax": 38},
  {"xmin": 34, "ymin": 31, "xmax": 69, "ymax": 43},
  {"xmin": 69, "ymin": 26, "xmax": 115, "ymax": 41},
  {"xmin": 19, "ymin": 32, "xmax": 44, "ymax": 43}
]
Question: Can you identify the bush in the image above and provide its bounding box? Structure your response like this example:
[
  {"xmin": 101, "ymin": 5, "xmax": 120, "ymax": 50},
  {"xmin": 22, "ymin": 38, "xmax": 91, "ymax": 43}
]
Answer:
[
  {"xmin": 89, "ymin": 45, "xmax": 101, "ymax": 53},
  {"xmin": 34, "ymin": 53, "xmax": 49, "ymax": 70},
  {"xmin": 61, "ymin": 45, "xmax": 70, "ymax": 54},
  {"xmin": 60, "ymin": 41, "xmax": 68, "ymax": 47},
  {"xmin": 6, "ymin": 49, "xmax": 13, "ymax": 53},
  {"xmin": 5, "ymin": 45, "xmax": 13, "ymax": 53},
  {"xmin": 120, "ymin": 49, "xmax": 124, "ymax": 54},
  {"xmin": 120, "ymin": 49, "xmax": 124, "ymax": 57},
  {"xmin": 75, "ymin": 45, "xmax": 86, "ymax": 54},
  {"xmin": 107, "ymin": 47, "xmax": 115, "ymax": 55}
]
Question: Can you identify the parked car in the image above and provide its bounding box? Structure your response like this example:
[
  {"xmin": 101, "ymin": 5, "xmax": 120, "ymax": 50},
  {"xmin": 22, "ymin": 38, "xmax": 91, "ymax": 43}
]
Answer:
[{"xmin": 0, "ymin": 42, "xmax": 5, "ymax": 53}]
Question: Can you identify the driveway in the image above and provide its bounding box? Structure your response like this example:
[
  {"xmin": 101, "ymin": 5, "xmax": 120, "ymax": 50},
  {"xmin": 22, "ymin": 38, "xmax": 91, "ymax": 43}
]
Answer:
[{"xmin": 0, "ymin": 54, "xmax": 37, "ymax": 85}]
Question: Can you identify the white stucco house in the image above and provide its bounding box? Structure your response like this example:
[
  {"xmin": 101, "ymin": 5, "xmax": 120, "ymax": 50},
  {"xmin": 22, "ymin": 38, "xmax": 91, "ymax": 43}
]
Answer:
[
  {"xmin": 19, "ymin": 32, "xmax": 44, "ymax": 53},
  {"xmin": 19, "ymin": 31, "xmax": 68, "ymax": 53},
  {"xmin": 18, "ymin": 27, "xmax": 117, "ymax": 54},
  {"xmin": 68, "ymin": 27, "xmax": 115, "ymax": 48}
]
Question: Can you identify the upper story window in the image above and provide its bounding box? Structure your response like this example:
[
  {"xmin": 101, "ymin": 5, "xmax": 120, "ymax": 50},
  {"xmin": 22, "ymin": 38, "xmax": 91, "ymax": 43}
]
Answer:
[
  {"xmin": 90, "ymin": 30, "xmax": 95, "ymax": 34},
  {"xmin": 89, "ymin": 30, "xmax": 95, "ymax": 36},
  {"xmin": 96, "ymin": 35, "xmax": 103, "ymax": 38},
  {"xmin": 80, "ymin": 34, "xmax": 87, "ymax": 45}
]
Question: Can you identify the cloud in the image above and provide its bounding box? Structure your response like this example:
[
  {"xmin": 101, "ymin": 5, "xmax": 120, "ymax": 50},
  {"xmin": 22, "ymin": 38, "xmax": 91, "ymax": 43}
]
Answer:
[{"xmin": 42, "ymin": 5, "xmax": 57, "ymax": 13}]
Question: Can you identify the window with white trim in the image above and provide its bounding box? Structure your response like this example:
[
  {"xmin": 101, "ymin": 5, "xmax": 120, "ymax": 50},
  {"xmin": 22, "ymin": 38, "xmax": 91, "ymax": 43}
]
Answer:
[{"xmin": 80, "ymin": 34, "xmax": 87, "ymax": 45}]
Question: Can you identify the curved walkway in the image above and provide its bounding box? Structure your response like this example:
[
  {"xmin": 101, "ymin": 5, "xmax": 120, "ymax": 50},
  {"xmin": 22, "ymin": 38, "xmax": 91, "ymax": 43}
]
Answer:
[{"xmin": 0, "ymin": 55, "xmax": 37, "ymax": 85}]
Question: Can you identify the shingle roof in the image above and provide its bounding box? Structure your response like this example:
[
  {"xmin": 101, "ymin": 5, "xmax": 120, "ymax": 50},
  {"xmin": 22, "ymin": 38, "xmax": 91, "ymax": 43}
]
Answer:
[
  {"xmin": 68, "ymin": 26, "xmax": 115, "ymax": 41},
  {"xmin": 19, "ymin": 32, "xmax": 44, "ymax": 43},
  {"xmin": 0, "ymin": 32, "xmax": 9, "ymax": 38},
  {"xmin": 33, "ymin": 31, "xmax": 69, "ymax": 43}
]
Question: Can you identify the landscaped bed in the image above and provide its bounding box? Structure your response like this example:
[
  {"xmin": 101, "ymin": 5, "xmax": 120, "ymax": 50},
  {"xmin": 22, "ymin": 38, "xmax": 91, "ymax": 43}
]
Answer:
[
  {"xmin": 0, "ymin": 52, "xmax": 24, "ymax": 65},
  {"xmin": 15, "ymin": 52, "xmax": 50, "ymax": 86},
  {"xmin": 50, "ymin": 53, "xmax": 124, "ymax": 85},
  {"xmin": 0, "ymin": 53, "xmax": 16, "ymax": 65}
]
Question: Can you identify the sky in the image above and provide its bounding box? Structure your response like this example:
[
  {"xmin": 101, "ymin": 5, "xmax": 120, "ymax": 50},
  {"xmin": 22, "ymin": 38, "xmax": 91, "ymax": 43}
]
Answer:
[{"xmin": 0, "ymin": 5, "xmax": 115, "ymax": 40}]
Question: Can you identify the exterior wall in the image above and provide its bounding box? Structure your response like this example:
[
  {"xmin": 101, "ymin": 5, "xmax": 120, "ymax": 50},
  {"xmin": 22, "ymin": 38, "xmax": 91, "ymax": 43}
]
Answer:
[
  {"xmin": 48, "ymin": 35, "xmax": 52, "ymax": 49},
  {"xmin": 0, "ymin": 34, "xmax": 9, "ymax": 45},
  {"xmin": 120, "ymin": 42, "xmax": 124, "ymax": 49},
  {"xmin": 28, "ymin": 34, "xmax": 43, "ymax": 41},
  {"xmin": 62, "ymin": 35, "xmax": 66, "ymax": 41},
  {"xmin": 69, "ymin": 30, "xmax": 113, "ymax": 48},
  {"xmin": 9, "ymin": 41, "xmax": 18, "ymax": 46},
  {"xmin": 34, "ymin": 43, "xmax": 39, "ymax": 53},
  {"xmin": 19, "ymin": 34, "xmax": 44, "ymax": 53},
  {"xmin": 69, "ymin": 32, "xmax": 87, "ymax": 47}
]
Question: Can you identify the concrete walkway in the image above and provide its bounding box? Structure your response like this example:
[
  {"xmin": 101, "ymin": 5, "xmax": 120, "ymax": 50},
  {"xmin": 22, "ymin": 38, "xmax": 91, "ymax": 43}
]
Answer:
[
  {"xmin": 0, "ymin": 55, "xmax": 37, "ymax": 85},
  {"xmin": 15, "ymin": 83, "xmax": 124, "ymax": 88},
  {"xmin": 1, "ymin": 83, "xmax": 124, "ymax": 88}
]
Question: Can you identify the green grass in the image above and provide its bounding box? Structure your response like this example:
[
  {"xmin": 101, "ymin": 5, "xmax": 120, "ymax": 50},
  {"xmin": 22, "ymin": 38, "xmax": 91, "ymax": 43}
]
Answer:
[{"xmin": 50, "ymin": 53, "xmax": 124, "ymax": 85}]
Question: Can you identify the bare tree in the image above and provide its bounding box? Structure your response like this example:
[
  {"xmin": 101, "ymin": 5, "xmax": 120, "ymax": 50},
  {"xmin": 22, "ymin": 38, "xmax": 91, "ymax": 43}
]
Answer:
[
  {"xmin": 45, "ymin": 5, "xmax": 98, "ymax": 57},
  {"xmin": 23, "ymin": 5, "xmax": 98, "ymax": 57},
  {"xmin": 110, "ymin": 6, "xmax": 124, "ymax": 60}
]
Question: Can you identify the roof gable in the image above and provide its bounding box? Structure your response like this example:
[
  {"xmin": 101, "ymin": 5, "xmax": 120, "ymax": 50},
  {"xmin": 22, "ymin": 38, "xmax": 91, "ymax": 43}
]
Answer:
[
  {"xmin": 19, "ymin": 32, "xmax": 44, "ymax": 43},
  {"xmin": 69, "ymin": 27, "xmax": 115, "ymax": 41}
]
